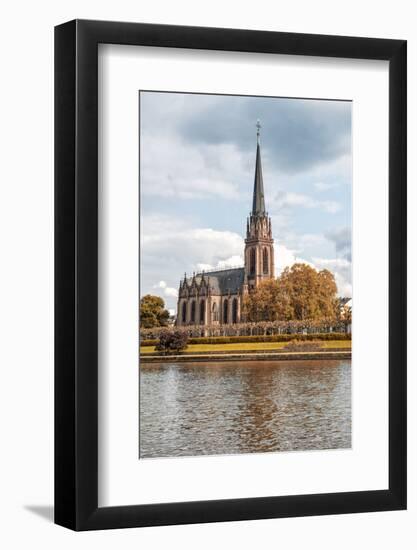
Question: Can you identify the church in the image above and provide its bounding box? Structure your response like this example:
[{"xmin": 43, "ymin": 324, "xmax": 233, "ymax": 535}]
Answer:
[{"xmin": 176, "ymin": 123, "xmax": 275, "ymax": 326}]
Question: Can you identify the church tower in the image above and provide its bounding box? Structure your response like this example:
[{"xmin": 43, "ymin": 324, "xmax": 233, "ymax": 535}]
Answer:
[{"xmin": 244, "ymin": 121, "xmax": 275, "ymax": 290}]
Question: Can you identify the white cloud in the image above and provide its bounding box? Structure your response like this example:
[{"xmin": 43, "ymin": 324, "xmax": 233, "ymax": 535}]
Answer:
[
  {"xmin": 321, "ymin": 201, "xmax": 341, "ymax": 214},
  {"xmin": 274, "ymin": 243, "xmax": 313, "ymax": 276},
  {"xmin": 197, "ymin": 255, "xmax": 244, "ymax": 272},
  {"xmin": 274, "ymin": 191, "xmax": 312, "ymax": 208},
  {"xmin": 325, "ymin": 227, "xmax": 351, "ymax": 261},
  {"xmin": 314, "ymin": 181, "xmax": 339, "ymax": 192},
  {"xmin": 334, "ymin": 275, "xmax": 352, "ymax": 298},
  {"xmin": 196, "ymin": 263, "xmax": 214, "ymax": 272},
  {"xmin": 141, "ymin": 215, "xmax": 244, "ymax": 309},
  {"xmin": 313, "ymin": 257, "xmax": 351, "ymax": 270},
  {"xmin": 141, "ymin": 91, "xmax": 351, "ymax": 177},
  {"xmin": 272, "ymin": 191, "xmax": 341, "ymax": 214},
  {"xmin": 141, "ymin": 136, "xmax": 250, "ymax": 201},
  {"xmin": 142, "ymin": 218, "xmax": 244, "ymax": 271},
  {"xmin": 307, "ymin": 153, "xmax": 352, "ymax": 185},
  {"xmin": 292, "ymin": 233, "xmax": 328, "ymax": 250},
  {"xmin": 217, "ymin": 255, "xmax": 243, "ymax": 269},
  {"xmin": 153, "ymin": 280, "xmax": 178, "ymax": 299}
]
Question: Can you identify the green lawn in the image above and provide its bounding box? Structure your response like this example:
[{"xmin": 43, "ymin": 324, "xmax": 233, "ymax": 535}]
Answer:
[{"xmin": 140, "ymin": 340, "xmax": 351, "ymax": 354}]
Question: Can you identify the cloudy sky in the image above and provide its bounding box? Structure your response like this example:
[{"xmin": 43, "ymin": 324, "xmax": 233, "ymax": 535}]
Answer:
[{"xmin": 140, "ymin": 91, "xmax": 352, "ymax": 313}]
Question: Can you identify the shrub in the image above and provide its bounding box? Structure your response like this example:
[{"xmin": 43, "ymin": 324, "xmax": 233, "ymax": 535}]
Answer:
[
  {"xmin": 155, "ymin": 330, "xmax": 188, "ymax": 354},
  {"xmin": 141, "ymin": 332, "xmax": 351, "ymax": 347},
  {"xmin": 186, "ymin": 333, "xmax": 350, "ymax": 345},
  {"xmin": 283, "ymin": 339, "xmax": 323, "ymax": 352}
]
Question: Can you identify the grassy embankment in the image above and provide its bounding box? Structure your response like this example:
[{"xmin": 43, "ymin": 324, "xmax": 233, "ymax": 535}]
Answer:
[{"xmin": 140, "ymin": 340, "xmax": 351, "ymax": 355}]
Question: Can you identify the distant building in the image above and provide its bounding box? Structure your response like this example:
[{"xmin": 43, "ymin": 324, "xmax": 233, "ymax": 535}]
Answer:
[
  {"xmin": 167, "ymin": 314, "xmax": 176, "ymax": 327},
  {"xmin": 339, "ymin": 297, "xmax": 352, "ymax": 309},
  {"xmin": 176, "ymin": 122, "xmax": 275, "ymax": 326},
  {"xmin": 339, "ymin": 297, "xmax": 352, "ymax": 316}
]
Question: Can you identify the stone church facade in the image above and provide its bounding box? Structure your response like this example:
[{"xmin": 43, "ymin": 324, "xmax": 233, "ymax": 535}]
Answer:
[{"xmin": 176, "ymin": 124, "xmax": 275, "ymax": 327}]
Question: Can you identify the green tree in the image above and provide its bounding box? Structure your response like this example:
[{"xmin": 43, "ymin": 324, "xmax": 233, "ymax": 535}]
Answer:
[{"xmin": 140, "ymin": 294, "xmax": 170, "ymax": 328}]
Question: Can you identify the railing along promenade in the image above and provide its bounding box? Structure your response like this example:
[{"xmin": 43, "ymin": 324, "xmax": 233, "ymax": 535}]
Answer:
[{"xmin": 141, "ymin": 318, "xmax": 351, "ymax": 340}]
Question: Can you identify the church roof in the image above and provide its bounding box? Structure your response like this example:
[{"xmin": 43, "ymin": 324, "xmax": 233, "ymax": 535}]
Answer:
[
  {"xmin": 252, "ymin": 127, "xmax": 266, "ymax": 215},
  {"xmin": 187, "ymin": 267, "xmax": 245, "ymax": 295}
]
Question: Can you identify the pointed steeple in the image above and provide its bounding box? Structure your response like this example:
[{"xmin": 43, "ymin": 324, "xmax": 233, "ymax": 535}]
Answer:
[
  {"xmin": 244, "ymin": 120, "xmax": 275, "ymax": 289},
  {"xmin": 252, "ymin": 120, "xmax": 266, "ymax": 216}
]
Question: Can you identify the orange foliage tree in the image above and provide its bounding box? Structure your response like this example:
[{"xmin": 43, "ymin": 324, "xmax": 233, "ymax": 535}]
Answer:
[{"xmin": 243, "ymin": 263, "xmax": 338, "ymax": 322}]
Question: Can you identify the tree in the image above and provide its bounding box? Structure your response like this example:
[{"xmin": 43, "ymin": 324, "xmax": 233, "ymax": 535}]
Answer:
[
  {"xmin": 140, "ymin": 294, "xmax": 170, "ymax": 328},
  {"xmin": 279, "ymin": 264, "xmax": 338, "ymax": 320},
  {"xmin": 243, "ymin": 278, "xmax": 292, "ymax": 322},
  {"xmin": 279, "ymin": 264, "xmax": 316, "ymax": 320},
  {"xmin": 338, "ymin": 298, "xmax": 352, "ymax": 327},
  {"xmin": 316, "ymin": 269, "xmax": 339, "ymax": 318},
  {"xmin": 243, "ymin": 263, "xmax": 338, "ymax": 322},
  {"xmin": 342, "ymin": 305, "xmax": 352, "ymax": 325},
  {"xmin": 155, "ymin": 330, "xmax": 188, "ymax": 354}
]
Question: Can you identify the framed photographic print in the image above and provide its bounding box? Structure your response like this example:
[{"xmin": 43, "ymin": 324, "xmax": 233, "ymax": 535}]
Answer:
[{"xmin": 55, "ymin": 20, "xmax": 406, "ymax": 530}]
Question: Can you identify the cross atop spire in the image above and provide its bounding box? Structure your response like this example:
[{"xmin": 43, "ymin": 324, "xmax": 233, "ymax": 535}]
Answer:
[{"xmin": 252, "ymin": 120, "xmax": 266, "ymax": 216}]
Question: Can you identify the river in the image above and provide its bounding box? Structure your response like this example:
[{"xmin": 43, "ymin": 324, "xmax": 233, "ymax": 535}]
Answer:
[{"xmin": 139, "ymin": 359, "xmax": 351, "ymax": 458}]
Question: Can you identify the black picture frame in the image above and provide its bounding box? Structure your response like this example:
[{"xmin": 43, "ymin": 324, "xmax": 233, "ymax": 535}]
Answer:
[{"xmin": 55, "ymin": 19, "xmax": 407, "ymax": 531}]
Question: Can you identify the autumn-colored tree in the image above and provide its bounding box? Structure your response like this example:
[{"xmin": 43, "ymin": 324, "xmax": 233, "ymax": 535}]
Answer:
[
  {"xmin": 342, "ymin": 305, "xmax": 352, "ymax": 325},
  {"xmin": 243, "ymin": 263, "xmax": 338, "ymax": 322},
  {"xmin": 279, "ymin": 264, "xmax": 338, "ymax": 320},
  {"xmin": 243, "ymin": 278, "xmax": 292, "ymax": 322},
  {"xmin": 338, "ymin": 298, "xmax": 352, "ymax": 326},
  {"xmin": 316, "ymin": 269, "xmax": 339, "ymax": 318},
  {"xmin": 140, "ymin": 294, "xmax": 170, "ymax": 328}
]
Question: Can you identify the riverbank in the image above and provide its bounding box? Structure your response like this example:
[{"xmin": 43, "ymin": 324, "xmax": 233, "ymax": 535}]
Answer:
[
  {"xmin": 140, "ymin": 339, "xmax": 351, "ymax": 354},
  {"xmin": 140, "ymin": 350, "xmax": 351, "ymax": 363}
]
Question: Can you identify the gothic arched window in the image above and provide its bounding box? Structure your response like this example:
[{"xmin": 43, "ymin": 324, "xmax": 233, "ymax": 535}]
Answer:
[
  {"xmin": 200, "ymin": 300, "xmax": 205, "ymax": 325},
  {"xmin": 232, "ymin": 298, "xmax": 238, "ymax": 324},
  {"xmin": 190, "ymin": 300, "xmax": 196, "ymax": 324},
  {"xmin": 223, "ymin": 299, "xmax": 229, "ymax": 324},
  {"xmin": 250, "ymin": 248, "xmax": 256, "ymax": 275},
  {"xmin": 212, "ymin": 302, "xmax": 218, "ymax": 322},
  {"xmin": 263, "ymin": 247, "xmax": 269, "ymax": 275},
  {"xmin": 181, "ymin": 301, "xmax": 187, "ymax": 323}
]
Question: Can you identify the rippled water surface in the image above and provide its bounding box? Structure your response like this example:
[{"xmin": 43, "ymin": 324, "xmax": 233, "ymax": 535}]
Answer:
[{"xmin": 139, "ymin": 360, "xmax": 351, "ymax": 458}]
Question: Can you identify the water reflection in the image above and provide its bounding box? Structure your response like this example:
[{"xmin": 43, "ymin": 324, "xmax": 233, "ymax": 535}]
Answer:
[{"xmin": 139, "ymin": 360, "xmax": 351, "ymax": 458}]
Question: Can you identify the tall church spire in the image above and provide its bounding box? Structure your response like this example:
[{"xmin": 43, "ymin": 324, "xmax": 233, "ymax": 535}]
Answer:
[
  {"xmin": 244, "ymin": 120, "xmax": 274, "ymax": 291},
  {"xmin": 252, "ymin": 120, "xmax": 266, "ymax": 215}
]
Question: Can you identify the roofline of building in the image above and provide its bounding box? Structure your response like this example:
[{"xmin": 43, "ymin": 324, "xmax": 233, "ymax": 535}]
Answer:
[{"xmin": 194, "ymin": 265, "xmax": 244, "ymax": 276}]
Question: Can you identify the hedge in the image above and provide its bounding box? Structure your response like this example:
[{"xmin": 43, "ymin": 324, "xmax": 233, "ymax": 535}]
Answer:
[{"xmin": 141, "ymin": 332, "xmax": 351, "ymax": 347}]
